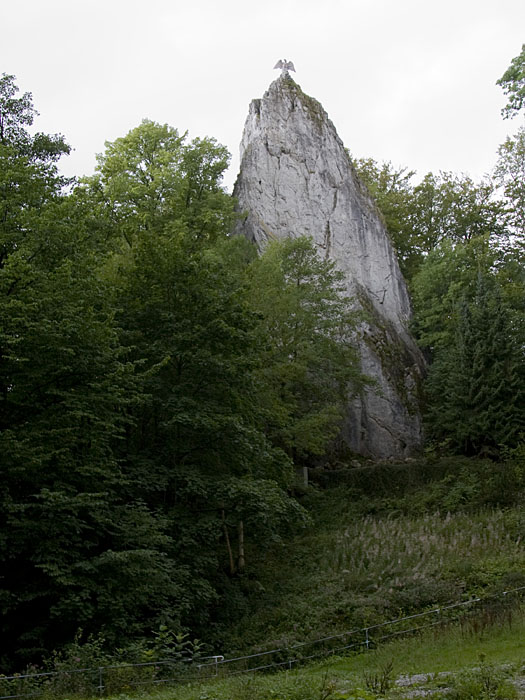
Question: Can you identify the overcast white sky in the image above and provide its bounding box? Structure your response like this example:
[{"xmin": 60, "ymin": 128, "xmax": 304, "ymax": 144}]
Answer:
[{"xmin": 3, "ymin": 0, "xmax": 524, "ymax": 191}]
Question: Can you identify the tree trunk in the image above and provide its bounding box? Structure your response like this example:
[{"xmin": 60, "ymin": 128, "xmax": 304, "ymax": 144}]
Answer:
[
  {"xmin": 222, "ymin": 510, "xmax": 235, "ymax": 575},
  {"xmin": 237, "ymin": 520, "xmax": 245, "ymax": 573}
]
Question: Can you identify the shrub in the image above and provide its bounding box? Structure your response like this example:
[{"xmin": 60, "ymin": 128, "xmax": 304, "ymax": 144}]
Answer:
[{"xmin": 447, "ymin": 656, "xmax": 517, "ymax": 700}]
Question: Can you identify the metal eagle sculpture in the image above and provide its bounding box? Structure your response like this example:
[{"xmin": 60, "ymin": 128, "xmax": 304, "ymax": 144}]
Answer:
[{"xmin": 274, "ymin": 59, "xmax": 296, "ymax": 74}]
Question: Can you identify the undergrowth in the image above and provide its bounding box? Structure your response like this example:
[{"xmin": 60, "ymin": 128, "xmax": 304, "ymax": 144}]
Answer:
[
  {"xmin": 219, "ymin": 453, "xmax": 525, "ymax": 653},
  {"xmin": 5, "ymin": 452, "xmax": 524, "ymax": 700}
]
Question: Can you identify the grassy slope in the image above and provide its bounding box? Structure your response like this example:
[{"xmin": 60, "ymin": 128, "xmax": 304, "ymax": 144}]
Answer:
[
  {"xmin": 219, "ymin": 456, "xmax": 525, "ymax": 655},
  {"xmin": 106, "ymin": 455, "xmax": 525, "ymax": 699},
  {"xmin": 111, "ymin": 615, "xmax": 525, "ymax": 699}
]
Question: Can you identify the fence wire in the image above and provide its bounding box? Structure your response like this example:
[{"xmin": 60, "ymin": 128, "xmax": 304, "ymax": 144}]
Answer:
[{"xmin": 1, "ymin": 584, "xmax": 524, "ymax": 698}]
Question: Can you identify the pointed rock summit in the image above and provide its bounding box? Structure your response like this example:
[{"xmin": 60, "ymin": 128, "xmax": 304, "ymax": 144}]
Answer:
[{"xmin": 233, "ymin": 74, "xmax": 425, "ymax": 458}]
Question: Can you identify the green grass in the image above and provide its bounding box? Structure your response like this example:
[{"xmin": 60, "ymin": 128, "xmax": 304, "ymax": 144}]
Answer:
[
  {"xmin": 324, "ymin": 610, "xmax": 525, "ymax": 677},
  {"xmin": 101, "ymin": 610, "xmax": 525, "ymax": 699}
]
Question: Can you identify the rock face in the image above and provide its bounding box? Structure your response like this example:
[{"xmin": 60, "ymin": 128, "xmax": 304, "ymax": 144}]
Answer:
[{"xmin": 233, "ymin": 74, "xmax": 425, "ymax": 458}]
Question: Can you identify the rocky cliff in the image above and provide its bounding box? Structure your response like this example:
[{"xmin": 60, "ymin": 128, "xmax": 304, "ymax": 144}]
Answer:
[{"xmin": 233, "ymin": 74, "xmax": 425, "ymax": 458}]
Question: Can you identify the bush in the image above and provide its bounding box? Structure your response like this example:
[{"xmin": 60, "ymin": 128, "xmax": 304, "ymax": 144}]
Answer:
[{"xmin": 447, "ymin": 656, "xmax": 517, "ymax": 699}]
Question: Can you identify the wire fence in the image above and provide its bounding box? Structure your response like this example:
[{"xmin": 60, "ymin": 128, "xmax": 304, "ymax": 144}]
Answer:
[{"xmin": 1, "ymin": 584, "xmax": 524, "ymax": 699}]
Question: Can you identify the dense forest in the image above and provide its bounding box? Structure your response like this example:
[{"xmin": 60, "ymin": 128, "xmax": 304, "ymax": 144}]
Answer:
[{"xmin": 0, "ymin": 45, "xmax": 524, "ymax": 672}]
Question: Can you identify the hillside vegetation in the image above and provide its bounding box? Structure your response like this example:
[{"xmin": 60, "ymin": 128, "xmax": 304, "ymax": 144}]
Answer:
[
  {"xmin": 2, "ymin": 452, "xmax": 524, "ymax": 700},
  {"xmin": 1, "ymin": 43, "xmax": 524, "ymax": 679},
  {"xmin": 217, "ymin": 453, "xmax": 525, "ymax": 655},
  {"xmin": 112, "ymin": 616, "xmax": 525, "ymax": 700}
]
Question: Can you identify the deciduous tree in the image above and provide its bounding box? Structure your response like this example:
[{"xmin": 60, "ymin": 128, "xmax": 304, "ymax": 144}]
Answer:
[
  {"xmin": 497, "ymin": 43, "xmax": 525, "ymax": 119},
  {"xmin": 0, "ymin": 78, "xmax": 184, "ymax": 669},
  {"xmin": 354, "ymin": 158, "xmax": 506, "ymax": 285},
  {"xmin": 247, "ymin": 237, "xmax": 368, "ymax": 461},
  {"xmin": 494, "ymin": 125, "xmax": 525, "ymax": 241}
]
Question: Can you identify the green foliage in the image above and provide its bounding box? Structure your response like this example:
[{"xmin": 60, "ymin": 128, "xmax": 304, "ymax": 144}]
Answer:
[
  {"xmin": 87, "ymin": 111, "xmax": 311, "ymax": 641},
  {"xmin": 146, "ymin": 626, "xmax": 204, "ymax": 663},
  {"xmin": 87, "ymin": 119, "xmax": 235, "ymax": 247},
  {"xmin": 0, "ymin": 72, "xmax": 35, "ymax": 144},
  {"xmin": 220, "ymin": 454, "xmax": 525, "ymax": 654},
  {"xmin": 497, "ymin": 43, "xmax": 525, "ymax": 119},
  {"xmin": 53, "ymin": 630, "xmax": 107, "ymax": 669},
  {"xmin": 311, "ymin": 454, "xmax": 525, "ymax": 513},
  {"xmin": 409, "ymin": 223, "xmax": 524, "ymax": 457},
  {"xmin": 247, "ymin": 237, "xmax": 368, "ymax": 461},
  {"xmin": 448, "ymin": 656, "xmax": 517, "ymax": 699},
  {"xmin": 110, "ymin": 226, "xmax": 304, "ymax": 610},
  {"xmin": 355, "ymin": 151, "xmax": 523, "ymax": 458},
  {"xmin": 190, "ymin": 671, "xmax": 350, "ymax": 700},
  {"xmin": 353, "ymin": 159, "xmax": 506, "ymax": 285},
  {"xmin": 0, "ymin": 78, "xmax": 177, "ymax": 667},
  {"xmin": 411, "ymin": 237, "xmax": 501, "ymax": 351},
  {"xmin": 3, "ymin": 457, "xmax": 525, "ymax": 699},
  {"xmin": 0, "ymin": 73, "xmax": 71, "ymax": 272},
  {"xmin": 494, "ymin": 126, "xmax": 525, "ymax": 239},
  {"xmin": 424, "ymin": 273, "xmax": 524, "ymax": 455},
  {"xmin": 362, "ymin": 658, "xmax": 394, "ymax": 695},
  {"xmin": 0, "ymin": 77, "xmax": 262, "ymax": 669},
  {"xmin": 339, "ymin": 691, "xmax": 377, "ymax": 700},
  {"xmin": 409, "ymin": 173, "xmax": 505, "ymax": 249}
]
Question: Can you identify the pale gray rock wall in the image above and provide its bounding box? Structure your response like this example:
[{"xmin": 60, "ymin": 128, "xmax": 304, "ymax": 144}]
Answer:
[{"xmin": 233, "ymin": 75, "xmax": 425, "ymax": 458}]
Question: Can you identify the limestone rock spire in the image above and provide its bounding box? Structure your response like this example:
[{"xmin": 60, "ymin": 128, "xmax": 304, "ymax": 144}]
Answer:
[{"xmin": 233, "ymin": 76, "xmax": 425, "ymax": 458}]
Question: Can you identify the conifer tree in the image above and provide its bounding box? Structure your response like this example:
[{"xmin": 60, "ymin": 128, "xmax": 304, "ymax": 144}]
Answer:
[{"xmin": 426, "ymin": 274, "xmax": 524, "ymax": 455}]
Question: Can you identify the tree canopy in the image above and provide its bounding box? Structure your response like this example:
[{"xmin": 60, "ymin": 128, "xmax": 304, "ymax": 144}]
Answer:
[
  {"xmin": 247, "ymin": 236, "xmax": 367, "ymax": 460},
  {"xmin": 497, "ymin": 43, "xmax": 525, "ymax": 119},
  {"xmin": 354, "ymin": 159, "xmax": 507, "ymax": 285}
]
